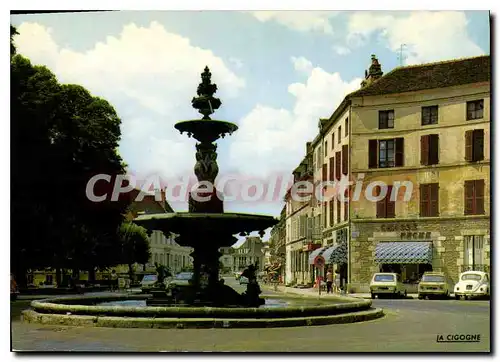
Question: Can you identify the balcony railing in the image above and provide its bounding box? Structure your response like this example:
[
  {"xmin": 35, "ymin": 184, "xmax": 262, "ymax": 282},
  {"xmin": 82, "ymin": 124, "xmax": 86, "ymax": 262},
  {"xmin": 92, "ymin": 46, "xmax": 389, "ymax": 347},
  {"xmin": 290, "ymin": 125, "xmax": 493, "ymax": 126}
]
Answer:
[{"xmin": 461, "ymin": 264, "xmax": 490, "ymax": 273}]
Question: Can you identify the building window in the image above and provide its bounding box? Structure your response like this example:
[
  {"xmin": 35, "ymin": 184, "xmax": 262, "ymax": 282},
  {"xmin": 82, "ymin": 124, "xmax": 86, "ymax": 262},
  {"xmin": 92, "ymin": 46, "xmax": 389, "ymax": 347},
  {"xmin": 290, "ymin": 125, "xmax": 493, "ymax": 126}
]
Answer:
[
  {"xmin": 316, "ymin": 145, "xmax": 322, "ymax": 169},
  {"xmin": 329, "ymin": 157, "xmax": 335, "ymax": 181},
  {"xmin": 345, "ymin": 118, "xmax": 349, "ymax": 136},
  {"xmin": 465, "ymin": 129, "xmax": 484, "ymax": 162},
  {"xmin": 329, "ymin": 201, "xmax": 334, "ymax": 227},
  {"xmin": 344, "ymin": 189, "xmax": 349, "ymax": 222},
  {"xmin": 420, "ymin": 134, "xmax": 439, "ymax": 165},
  {"xmin": 336, "ymin": 199, "xmax": 341, "ymax": 224},
  {"xmin": 464, "ymin": 235, "xmax": 484, "ymax": 269},
  {"xmin": 342, "ymin": 145, "xmax": 348, "ymax": 175},
  {"xmin": 324, "ymin": 141, "xmax": 328, "ymax": 156},
  {"xmin": 422, "ymin": 106, "xmax": 438, "ymax": 125},
  {"xmin": 335, "ymin": 151, "xmax": 341, "ymax": 180},
  {"xmin": 376, "ymin": 185, "xmax": 395, "ymax": 218},
  {"xmin": 338, "ymin": 126, "xmax": 341, "ymax": 143},
  {"xmin": 467, "ymin": 100, "xmax": 484, "ymax": 120},
  {"xmin": 322, "ymin": 163, "xmax": 327, "ymax": 182},
  {"xmin": 464, "ymin": 180, "xmax": 485, "ymax": 215},
  {"xmin": 331, "ymin": 132, "xmax": 335, "ymax": 149},
  {"xmin": 323, "ymin": 203, "xmax": 327, "ymax": 230},
  {"xmin": 379, "ymin": 140, "xmax": 394, "ymax": 168},
  {"xmin": 369, "ymin": 138, "xmax": 404, "ymax": 168},
  {"xmin": 420, "ymin": 183, "xmax": 439, "ymax": 217},
  {"xmin": 379, "ymin": 110, "xmax": 395, "ymax": 129}
]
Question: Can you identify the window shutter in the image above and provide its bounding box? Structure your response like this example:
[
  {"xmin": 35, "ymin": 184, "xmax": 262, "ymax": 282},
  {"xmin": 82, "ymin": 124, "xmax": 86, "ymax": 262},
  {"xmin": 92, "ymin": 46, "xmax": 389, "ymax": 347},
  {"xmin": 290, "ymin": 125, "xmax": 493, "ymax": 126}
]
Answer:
[
  {"xmin": 335, "ymin": 151, "xmax": 341, "ymax": 180},
  {"xmin": 430, "ymin": 134, "xmax": 439, "ymax": 165},
  {"xmin": 475, "ymin": 180, "xmax": 485, "ymax": 215},
  {"xmin": 420, "ymin": 135, "xmax": 429, "ymax": 165},
  {"xmin": 306, "ymin": 217, "xmax": 313, "ymax": 240},
  {"xmin": 464, "ymin": 181, "xmax": 474, "ymax": 215},
  {"xmin": 336, "ymin": 199, "xmax": 341, "ymax": 223},
  {"xmin": 344, "ymin": 188, "xmax": 349, "ymax": 221},
  {"xmin": 345, "ymin": 118, "xmax": 349, "ymax": 136},
  {"xmin": 368, "ymin": 140, "xmax": 378, "ymax": 168},
  {"xmin": 430, "ymin": 183, "xmax": 439, "ymax": 217},
  {"xmin": 395, "ymin": 138, "xmax": 404, "ymax": 166},
  {"xmin": 465, "ymin": 131, "xmax": 473, "ymax": 161},
  {"xmin": 322, "ymin": 163, "xmax": 327, "ymax": 182},
  {"xmin": 386, "ymin": 185, "xmax": 395, "ymax": 218},
  {"xmin": 420, "ymin": 184, "xmax": 429, "ymax": 217},
  {"xmin": 329, "ymin": 157, "xmax": 335, "ymax": 181},
  {"xmin": 376, "ymin": 186, "xmax": 386, "ymax": 218},
  {"xmin": 329, "ymin": 201, "xmax": 334, "ymax": 226},
  {"xmin": 342, "ymin": 145, "xmax": 348, "ymax": 175},
  {"xmin": 474, "ymin": 129, "xmax": 484, "ymax": 161},
  {"xmin": 331, "ymin": 132, "xmax": 335, "ymax": 148}
]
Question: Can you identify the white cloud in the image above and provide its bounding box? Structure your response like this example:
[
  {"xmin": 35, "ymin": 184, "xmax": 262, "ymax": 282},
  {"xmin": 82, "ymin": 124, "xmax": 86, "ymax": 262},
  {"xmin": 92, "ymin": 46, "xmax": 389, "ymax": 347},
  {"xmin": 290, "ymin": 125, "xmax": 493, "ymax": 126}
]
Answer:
[
  {"xmin": 333, "ymin": 45, "xmax": 351, "ymax": 55},
  {"xmin": 346, "ymin": 11, "xmax": 485, "ymax": 64},
  {"xmin": 14, "ymin": 21, "xmax": 245, "ymax": 182},
  {"xmin": 250, "ymin": 11, "xmax": 338, "ymax": 34},
  {"xmin": 229, "ymin": 58, "xmax": 362, "ymax": 178},
  {"xmin": 291, "ymin": 56, "xmax": 313, "ymax": 74}
]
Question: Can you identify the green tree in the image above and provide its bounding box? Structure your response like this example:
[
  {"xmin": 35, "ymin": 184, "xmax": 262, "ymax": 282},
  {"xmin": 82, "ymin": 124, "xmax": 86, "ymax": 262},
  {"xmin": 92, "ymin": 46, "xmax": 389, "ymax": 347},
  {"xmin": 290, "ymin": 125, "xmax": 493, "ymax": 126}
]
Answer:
[
  {"xmin": 11, "ymin": 25, "xmax": 130, "ymax": 286},
  {"xmin": 118, "ymin": 223, "xmax": 151, "ymax": 282}
]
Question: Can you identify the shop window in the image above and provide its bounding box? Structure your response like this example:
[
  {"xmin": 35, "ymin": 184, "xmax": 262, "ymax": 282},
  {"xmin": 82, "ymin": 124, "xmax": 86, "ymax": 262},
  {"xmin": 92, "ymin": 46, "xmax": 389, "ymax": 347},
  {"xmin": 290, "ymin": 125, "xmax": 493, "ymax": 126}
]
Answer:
[{"xmin": 464, "ymin": 235, "xmax": 484, "ymax": 269}]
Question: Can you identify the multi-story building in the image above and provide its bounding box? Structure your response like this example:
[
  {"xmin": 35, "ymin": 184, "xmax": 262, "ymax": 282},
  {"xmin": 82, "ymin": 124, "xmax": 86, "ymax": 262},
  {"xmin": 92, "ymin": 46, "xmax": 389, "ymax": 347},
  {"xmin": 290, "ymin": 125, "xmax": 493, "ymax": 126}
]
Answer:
[
  {"xmin": 347, "ymin": 55, "xmax": 490, "ymax": 292},
  {"xmin": 233, "ymin": 236, "xmax": 265, "ymax": 272},
  {"xmin": 269, "ymin": 206, "xmax": 286, "ymax": 282},
  {"xmin": 219, "ymin": 246, "xmax": 235, "ymax": 274},
  {"xmin": 284, "ymin": 142, "xmax": 318, "ymax": 286}
]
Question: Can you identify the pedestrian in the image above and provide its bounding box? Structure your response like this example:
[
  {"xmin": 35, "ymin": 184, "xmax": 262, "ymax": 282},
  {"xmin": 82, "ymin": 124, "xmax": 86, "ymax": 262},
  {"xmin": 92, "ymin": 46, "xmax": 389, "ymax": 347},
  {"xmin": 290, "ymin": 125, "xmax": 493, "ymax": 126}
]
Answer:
[
  {"xmin": 110, "ymin": 270, "xmax": 118, "ymax": 292},
  {"xmin": 326, "ymin": 269, "xmax": 333, "ymax": 294},
  {"xmin": 334, "ymin": 270, "xmax": 341, "ymax": 293}
]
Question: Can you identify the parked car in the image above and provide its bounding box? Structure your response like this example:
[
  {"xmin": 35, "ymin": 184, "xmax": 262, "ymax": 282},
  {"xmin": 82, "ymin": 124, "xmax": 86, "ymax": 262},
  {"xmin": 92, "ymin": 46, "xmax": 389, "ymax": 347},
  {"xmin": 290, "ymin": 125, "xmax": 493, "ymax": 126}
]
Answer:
[
  {"xmin": 369, "ymin": 273, "xmax": 407, "ymax": 299},
  {"xmin": 418, "ymin": 272, "xmax": 453, "ymax": 299},
  {"xmin": 454, "ymin": 271, "xmax": 490, "ymax": 300},
  {"xmin": 140, "ymin": 274, "xmax": 158, "ymax": 293},
  {"xmin": 165, "ymin": 272, "xmax": 194, "ymax": 289}
]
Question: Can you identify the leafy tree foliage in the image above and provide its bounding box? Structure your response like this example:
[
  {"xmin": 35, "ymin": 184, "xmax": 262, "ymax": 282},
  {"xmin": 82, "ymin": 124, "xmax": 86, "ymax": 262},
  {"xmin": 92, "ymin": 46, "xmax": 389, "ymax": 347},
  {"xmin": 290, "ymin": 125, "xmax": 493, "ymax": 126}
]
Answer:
[
  {"xmin": 11, "ymin": 25, "xmax": 130, "ymax": 285},
  {"xmin": 118, "ymin": 223, "xmax": 152, "ymax": 281}
]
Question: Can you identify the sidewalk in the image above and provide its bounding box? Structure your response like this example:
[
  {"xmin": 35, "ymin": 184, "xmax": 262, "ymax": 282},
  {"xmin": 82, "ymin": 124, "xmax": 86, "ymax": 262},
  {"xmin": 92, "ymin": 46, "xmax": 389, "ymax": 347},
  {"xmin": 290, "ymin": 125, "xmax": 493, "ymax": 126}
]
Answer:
[{"xmin": 262, "ymin": 285, "xmax": 418, "ymax": 299}]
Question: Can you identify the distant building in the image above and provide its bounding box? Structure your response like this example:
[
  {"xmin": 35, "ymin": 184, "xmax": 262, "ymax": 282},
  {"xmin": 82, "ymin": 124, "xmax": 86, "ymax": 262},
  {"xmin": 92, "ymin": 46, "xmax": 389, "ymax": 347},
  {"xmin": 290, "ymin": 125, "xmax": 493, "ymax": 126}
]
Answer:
[
  {"xmin": 233, "ymin": 237, "xmax": 265, "ymax": 272},
  {"xmin": 219, "ymin": 246, "xmax": 235, "ymax": 274}
]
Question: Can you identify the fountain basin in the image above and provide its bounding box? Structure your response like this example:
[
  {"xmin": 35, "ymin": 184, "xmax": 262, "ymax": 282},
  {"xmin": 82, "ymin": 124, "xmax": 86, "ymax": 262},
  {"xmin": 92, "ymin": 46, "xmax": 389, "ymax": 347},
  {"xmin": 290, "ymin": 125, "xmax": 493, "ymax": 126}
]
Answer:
[
  {"xmin": 175, "ymin": 119, "xmax": 238, "ymax": 143},
  {"xmin": 22, "ymin": 293, "xmax": 384, "ymax": 329}
]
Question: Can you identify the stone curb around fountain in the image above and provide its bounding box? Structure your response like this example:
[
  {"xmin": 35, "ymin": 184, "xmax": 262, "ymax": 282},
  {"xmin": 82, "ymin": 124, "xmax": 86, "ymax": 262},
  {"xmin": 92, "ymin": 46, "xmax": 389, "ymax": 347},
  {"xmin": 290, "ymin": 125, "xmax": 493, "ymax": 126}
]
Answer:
[
  {"xmin": 22, "ymin": 308, "xmax": 384, "ymax": 329},
  {"xmin": 261, "ymin": 286, "xmax": 368, "ymax": 303},
  {"xmin": 29, "ymin": 295, "xmax": 372, "ymax": 319}
]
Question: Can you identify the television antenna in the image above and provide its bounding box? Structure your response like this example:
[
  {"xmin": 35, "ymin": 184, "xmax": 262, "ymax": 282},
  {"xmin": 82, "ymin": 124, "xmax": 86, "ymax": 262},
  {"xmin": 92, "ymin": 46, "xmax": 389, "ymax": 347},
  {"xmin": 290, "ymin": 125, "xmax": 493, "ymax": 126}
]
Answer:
[{"xmin": 397, "ymin": 44, "xmax": 407, "ymax": 66}]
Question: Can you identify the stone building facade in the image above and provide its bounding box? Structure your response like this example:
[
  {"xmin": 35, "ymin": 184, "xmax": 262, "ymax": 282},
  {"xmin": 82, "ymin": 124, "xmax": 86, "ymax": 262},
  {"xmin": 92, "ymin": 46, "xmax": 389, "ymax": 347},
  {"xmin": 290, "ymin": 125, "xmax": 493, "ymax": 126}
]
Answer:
[{"xmin": 347, "ymin": 55, "xmax": 491, "ymax": 292}]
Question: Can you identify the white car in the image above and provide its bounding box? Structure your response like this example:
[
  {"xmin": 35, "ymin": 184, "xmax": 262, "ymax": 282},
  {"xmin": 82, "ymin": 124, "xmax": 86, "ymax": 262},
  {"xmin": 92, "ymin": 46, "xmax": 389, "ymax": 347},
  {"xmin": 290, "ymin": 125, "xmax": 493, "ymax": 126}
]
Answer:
[
  {"xmin": 370, "ymin": 273, "xmax": 407, "ymax": 299},
  {"xmin": 454, "ymin": 271, "xmax": 490, "ymax": 300}
]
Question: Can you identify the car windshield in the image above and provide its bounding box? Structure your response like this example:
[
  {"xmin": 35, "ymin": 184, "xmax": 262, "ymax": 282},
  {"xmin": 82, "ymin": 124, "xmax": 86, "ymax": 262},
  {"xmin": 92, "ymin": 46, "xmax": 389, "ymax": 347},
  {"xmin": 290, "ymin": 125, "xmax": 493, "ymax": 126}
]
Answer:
[
  {"xmin": 422, "ymin": 275, "xmax": 445, "ymax": 282},
  {"xmin": 374, "ymin": 274, "xmax": 395, "ymax": 282},
  {"xmin": 142, "ymin": 275, "xmax": 157, "ymax": 282},
  {"xmin": 175, "ymin": 273, "xmax": 193, "ymax": 280},
  {"xmin": 461, "ymin": 274, "xmax": 482, "ymax": 281}
]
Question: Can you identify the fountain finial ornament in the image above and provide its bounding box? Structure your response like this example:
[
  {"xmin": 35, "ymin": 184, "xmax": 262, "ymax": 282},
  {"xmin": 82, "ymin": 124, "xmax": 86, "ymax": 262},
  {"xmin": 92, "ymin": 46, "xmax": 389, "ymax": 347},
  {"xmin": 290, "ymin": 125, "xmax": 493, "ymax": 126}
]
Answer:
[{"xmin": 192, "ymin": 66, "xmax": 222, "ymax": 120}]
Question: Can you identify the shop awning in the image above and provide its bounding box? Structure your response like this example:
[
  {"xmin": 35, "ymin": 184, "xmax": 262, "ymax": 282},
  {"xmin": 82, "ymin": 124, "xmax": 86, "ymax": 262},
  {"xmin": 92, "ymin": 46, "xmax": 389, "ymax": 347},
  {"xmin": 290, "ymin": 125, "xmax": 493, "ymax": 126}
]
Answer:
[
  {"xmin": 308, "ymin": 247, "xmax": 327, "ymax": 265},
  {"xmin": 322, "ymin": 243, "xmax": 348, "ymax": 265},
  {"xmin": 375, "ymin": 242, "xmax": 433, "ymax": 264}
]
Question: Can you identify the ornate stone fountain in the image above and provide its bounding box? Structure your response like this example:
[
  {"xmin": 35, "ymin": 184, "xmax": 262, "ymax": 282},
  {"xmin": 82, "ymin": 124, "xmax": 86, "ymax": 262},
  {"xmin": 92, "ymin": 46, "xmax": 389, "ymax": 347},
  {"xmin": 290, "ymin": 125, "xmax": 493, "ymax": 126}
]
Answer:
[{"xmin": 134, "ymin": 67, "xmax": 278, "ymax": 307}]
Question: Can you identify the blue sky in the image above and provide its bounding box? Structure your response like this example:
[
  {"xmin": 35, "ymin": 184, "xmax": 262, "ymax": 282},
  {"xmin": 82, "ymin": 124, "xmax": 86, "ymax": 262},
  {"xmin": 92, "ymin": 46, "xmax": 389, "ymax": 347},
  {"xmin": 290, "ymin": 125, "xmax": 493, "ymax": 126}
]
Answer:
[{"xmin": 11, "ymin": 11, "xmax": 490, "ymax": 242}]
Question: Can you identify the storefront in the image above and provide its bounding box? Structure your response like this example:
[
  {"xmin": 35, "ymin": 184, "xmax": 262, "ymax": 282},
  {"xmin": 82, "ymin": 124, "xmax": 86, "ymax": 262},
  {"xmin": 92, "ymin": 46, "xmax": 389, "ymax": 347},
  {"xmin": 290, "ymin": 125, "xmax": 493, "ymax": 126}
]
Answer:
[
  {"xmin": 308, "ymin": 246, "xmax": 327, "ymax": 284},
  {"xmin": 374, "ymin": 241, "xmax": 433, "ymax": 292},
  {"xmin": 321, "ymin": 241, "xmax": 348, "ymax": 289}
]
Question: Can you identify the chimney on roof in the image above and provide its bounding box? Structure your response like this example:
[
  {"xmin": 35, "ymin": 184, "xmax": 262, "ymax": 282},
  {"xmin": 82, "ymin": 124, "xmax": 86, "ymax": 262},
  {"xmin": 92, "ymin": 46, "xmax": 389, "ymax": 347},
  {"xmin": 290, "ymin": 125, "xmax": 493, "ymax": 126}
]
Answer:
[{"xmin": 361, "ymin": 54, "xmax": 383, "ymax": 88}]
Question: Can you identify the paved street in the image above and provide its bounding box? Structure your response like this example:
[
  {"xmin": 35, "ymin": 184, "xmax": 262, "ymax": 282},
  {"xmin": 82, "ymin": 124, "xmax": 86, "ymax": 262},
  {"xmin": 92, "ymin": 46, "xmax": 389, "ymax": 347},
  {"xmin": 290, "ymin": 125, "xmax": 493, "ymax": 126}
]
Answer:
[{"xmin": 11, "ymin": 278, "xmax": 490, "ymax": 352}]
